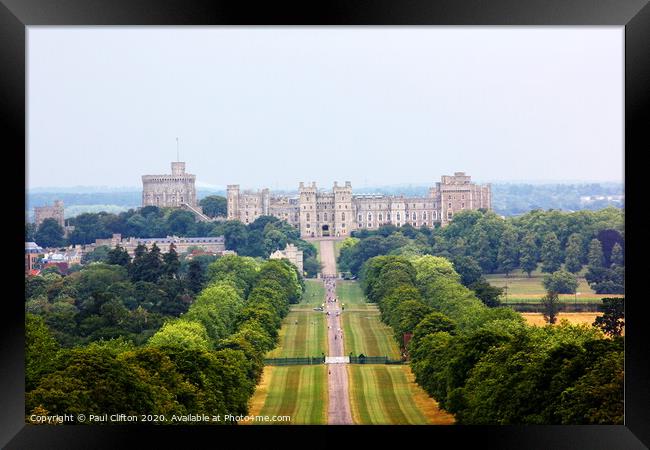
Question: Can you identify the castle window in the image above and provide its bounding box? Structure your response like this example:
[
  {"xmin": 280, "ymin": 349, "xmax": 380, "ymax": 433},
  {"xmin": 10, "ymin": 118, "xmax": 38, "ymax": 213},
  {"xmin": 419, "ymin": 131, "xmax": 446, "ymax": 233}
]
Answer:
[
  {"xmin": 378, "ymin": 213, "xmax": 383, "ymax": 222},
  {"xmin": 397, "ymin": 212, "xmax": 401, "ymax": 220},
  {"xmin": 324, "ymin": 213, "xmax": 328, "ymax": 221},
  {"xmin": 461, "ymin": 203, "xmax": 465, "ymax": 209},
  {"xmin": 317, "ymin": 214, "xmax": 320, "ymax": 221},
  {"xmin": 423, "ymin": 211, "xmax": 428, "ymax": 220},
  {"xmin": 358, "ymin": 214, "xmax": 362, "ymax": 222},
  {"xmin": 368, "ymin": 213, "xmax": 372, "ymax": 222},
  {"xmin": 412, "ymin": 212, "xmax": 417, "ymax": 220},
  {"xmin": 433, "ymin": 211, "xmax": 437, "ymax": 220},
  {"xmin": 342, "ymin": 212, "xmax": 345, "ymax": 221},
  {"xmin": 306, "ymin": 213, "xmax": 310, "ymax": 221},
  {"xmin": 448, "ymin": 203, "xmax": 452, "ymax": 208},
  {"xmin": 448, "ymin": 212, "xmax": 453, "ymax": 220}
]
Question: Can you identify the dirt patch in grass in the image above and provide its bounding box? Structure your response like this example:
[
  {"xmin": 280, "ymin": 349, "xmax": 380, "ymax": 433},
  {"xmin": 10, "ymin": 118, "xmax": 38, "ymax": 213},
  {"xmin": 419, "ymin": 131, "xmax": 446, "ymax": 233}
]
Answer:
[{"xmin": 241, "ymin": 366, "xmax": 273, "ymax": 424}]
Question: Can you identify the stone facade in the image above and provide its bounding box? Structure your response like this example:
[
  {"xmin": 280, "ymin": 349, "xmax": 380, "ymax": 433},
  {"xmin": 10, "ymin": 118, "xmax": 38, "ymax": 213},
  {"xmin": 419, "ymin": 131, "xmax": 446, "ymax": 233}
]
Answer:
[
  {"xmin": 227, "ymin": 172, "xmax": 491, "ymax": 238},
  {"xmin": 142, "ymin": 161, "xmax": 198, "ymax": 208},
  {"xmin": 269, "ymin": 243, "xmax": 304, "ymax": 273},
  {"xmin": 34, "ymin": 200, "xmax": 65, "ymax": 229}
]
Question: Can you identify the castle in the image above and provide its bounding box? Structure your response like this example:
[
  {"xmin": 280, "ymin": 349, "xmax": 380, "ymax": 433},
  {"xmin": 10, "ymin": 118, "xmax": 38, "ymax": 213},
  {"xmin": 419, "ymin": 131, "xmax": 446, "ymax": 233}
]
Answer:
[
  {"xmin": 142, "ymin": 161, "xmax": 211, "ymax": 221},
  {"xmin": 227, "ymin": 172, "xmax": 491, "ymax": 238}
]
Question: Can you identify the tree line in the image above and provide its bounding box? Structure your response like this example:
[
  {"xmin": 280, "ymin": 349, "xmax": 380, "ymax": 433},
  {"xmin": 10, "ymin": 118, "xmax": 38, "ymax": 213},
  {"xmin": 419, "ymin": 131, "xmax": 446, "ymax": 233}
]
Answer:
[
  {"xmin": 27, "ymin": 204, "xmax": 321, "ymax": 277},
  {"xmin": 26, "ymin": 255, "xmax": 303, "ymax": 423},
  {"xmin": 339, "ymin": 207, "xmax": 624, "ymax": 297},
  {"xmin": 361, "ymin": 254, "xmax": 623, "ymax": 424}
]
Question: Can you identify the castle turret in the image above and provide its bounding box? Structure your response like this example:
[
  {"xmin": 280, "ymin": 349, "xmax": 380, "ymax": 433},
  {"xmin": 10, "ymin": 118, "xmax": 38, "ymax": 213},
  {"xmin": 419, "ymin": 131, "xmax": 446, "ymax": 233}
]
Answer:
[
  {"xmin": 333, "ymin": 181, "xmax": 353, "ymax": 236},
  {"xmin": 227, "ymin": 185, "xmax": 240, "ymax": 220}
]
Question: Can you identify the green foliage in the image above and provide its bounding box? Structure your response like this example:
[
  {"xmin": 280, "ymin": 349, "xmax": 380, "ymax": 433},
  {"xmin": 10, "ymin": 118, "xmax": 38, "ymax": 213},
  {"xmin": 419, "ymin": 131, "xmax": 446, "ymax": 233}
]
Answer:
[
  {"xmin": 81, "ymin": 245, "xmax": 111, "ymax": 264},
  {"xmin": 542, "ymin": 270, "xmax": 579, "ymax": 294},
  {"xmin": 519, "ymin": 233, "xmax": 539, "ymax": 277},
  {"xmin": 148, "ymin": 319, "xmax": 211, "ymax": 351},
  {"xmin": 540, "ymin": 232, "xmax": 562, "ymax": 273},
  {"xmin": 25, "ymin": 314, "xmax": 60, "ymax": 391},
  {"xmin": 199, "ymin": 195, "xmax": 227, "ymax": 218},
  {"xmin": 587, "ymin": 238, "xmax": 605, "ymax": 268},
  {"xmin": 564, "ymin": 233, "xmax": 584, "ymax": 273},
  {"xmin": 207, "ymin": 255, "xmax": 259, "ymax": 297},
  {"xmin": 593, "ymin": 298, "xmax": 624, "ymax": 337},
  {"xmin": 469, "ymin": 279, "xmax": 504, "ymax": 307},
  {"xmin": 541, "ymin": 291, "xmax": 560, "ymax": 324},
  {"xmin": 35, "ymin": 218, "xmax": 66, "ymax": 248}
]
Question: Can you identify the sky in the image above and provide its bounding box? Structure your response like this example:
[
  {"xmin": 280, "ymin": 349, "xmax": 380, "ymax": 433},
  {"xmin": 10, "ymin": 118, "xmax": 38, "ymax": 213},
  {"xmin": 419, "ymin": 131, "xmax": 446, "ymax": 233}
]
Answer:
[{"xmin": 27, "ymin": 27, "xmax": 624, "ymax": 190}]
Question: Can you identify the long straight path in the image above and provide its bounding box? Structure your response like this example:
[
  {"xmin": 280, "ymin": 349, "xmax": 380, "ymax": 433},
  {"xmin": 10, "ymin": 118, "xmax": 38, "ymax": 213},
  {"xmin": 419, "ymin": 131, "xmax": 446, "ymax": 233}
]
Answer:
[{"xmin": 319, "ymin": 239, "xmax": 353, "ymax": 425}]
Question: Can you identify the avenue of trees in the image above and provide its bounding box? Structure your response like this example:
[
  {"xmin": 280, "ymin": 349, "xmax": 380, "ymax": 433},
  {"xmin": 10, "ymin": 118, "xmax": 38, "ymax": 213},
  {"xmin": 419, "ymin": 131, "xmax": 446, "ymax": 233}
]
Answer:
[
  {"xmin": 26, "ymin": 255, "xmax": 302, "ymax": 422},
  {"xmin": 361, "ymin": 254, "xmax": 623, "ymax": 425},
  {"xmin": 339, "ymin": 207, "xmax": 624, "ymax": 296}
]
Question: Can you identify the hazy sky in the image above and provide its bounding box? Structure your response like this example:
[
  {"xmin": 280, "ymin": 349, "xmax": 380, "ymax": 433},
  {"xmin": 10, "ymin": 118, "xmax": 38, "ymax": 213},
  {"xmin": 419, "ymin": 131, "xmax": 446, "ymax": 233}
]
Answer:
[{"xmin": 27, "ymin": 27, "xmax": 623, "ymax": 190}]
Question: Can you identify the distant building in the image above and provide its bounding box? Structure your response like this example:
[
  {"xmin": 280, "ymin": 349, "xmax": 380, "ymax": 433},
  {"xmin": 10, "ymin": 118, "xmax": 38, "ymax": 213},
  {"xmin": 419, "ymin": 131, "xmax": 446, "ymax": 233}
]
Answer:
[
  {"xmin": 34, "ymin": 200, "xmax": 65, "ymax": 229},
  {"xmin": 142, "ymin": 160, "xmax": 213, "ymax": 221},
  {"xmin": 269, "ymin": 243, "xmax": 303, "ymax": 274},
  {"xmin": 94, "ymin": 234, "xmax": 226, "ymax": 257},
  {"xmin": 228, "ymin": 172, "xmax": 491, "ymax": 238},
  {"xmin": 142, "ymin": 161, "xmax": 198, "ymax": 208},
  {"xmin": 25, "ymin": 242, "xmax": 44, "ymax": 273}
]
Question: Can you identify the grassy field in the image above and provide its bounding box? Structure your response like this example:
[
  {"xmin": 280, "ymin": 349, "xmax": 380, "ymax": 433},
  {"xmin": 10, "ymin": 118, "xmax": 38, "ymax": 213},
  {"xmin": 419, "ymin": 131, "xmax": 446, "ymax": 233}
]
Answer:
[
  {"xmin": 485, "ymin": 272, "xmax": 623, "ymax": 303},
  {"xmin": 312, "ymin": 240, "xmax": 321, "ymax": 258},
  {"xmin": 334, "ymin": 239, "xmax": 344, "ymax": 261},
  {"xmin": 337, "ymin": 281, "xmax": 401, "ymax": 359},
  {"xmin": 267, "ymin": 311, "xmax": 327, "ymax": 358},
  {"xmin": 250, "ymin": 365, "xmax": 328, "ymax": 424},
  {"xmin": 301, "ymin": 279, "xmax": 325, "ymax": 305},
  {"xmin": 348, "ymin": 365, "xmax": 454, "ymax": 425}
]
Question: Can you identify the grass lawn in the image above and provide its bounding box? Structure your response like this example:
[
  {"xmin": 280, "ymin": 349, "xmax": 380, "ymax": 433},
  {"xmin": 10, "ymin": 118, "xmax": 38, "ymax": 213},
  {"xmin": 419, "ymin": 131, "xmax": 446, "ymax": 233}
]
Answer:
[
  {"xmin": 311, "ymin": 240, "xmax": 320, "ymax": 257},
  {"xmin": 485, "ymin": 272, "xmax": 623, "ymax": 303},
  {"xmin": 337, "ymin": 281, "xmax": 401, "ymax": 359},
  {"xmin": 348, "ymin": 365, "xmax": 454, "ymax": 425},
  {"xmin": 336, "ymin": 280, "xmax": 368, "ymax": 305},
  {"xmin": 253, "ymin": 365, "xmax": 328, "ymax": 424},
  {"xmin": 334, "ymin": 239, "xmax": 344, "ymax": 260},
  {"xmin": 267, "ymin": 310, "xmax": 328, "ymax": 358},
  {"xmin": 301, "ymin": 279, "xmax": 325, "ymax": 305},
  {"xmin": 343, "ymin": 310, "xmax": 401, "ymax": 359}
]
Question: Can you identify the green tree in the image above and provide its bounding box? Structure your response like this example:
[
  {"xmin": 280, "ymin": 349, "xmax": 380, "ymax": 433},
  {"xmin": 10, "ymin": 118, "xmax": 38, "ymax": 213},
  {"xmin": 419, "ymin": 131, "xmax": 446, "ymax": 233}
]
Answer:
[
  {"xmin": 167, "ymin": 210, "xmax": 196, "ymax": 236},
  {"xmin": 543, "ymin": 270, "xmax": 579, "ymax": 295},
  {"xmin": 187, "ymin": 259, "xmax": 204, "ymax": 294},
  {"xmin": 519, "ymin": 233, "xmax": 539, "ymax": 277},
  {"xmin": 81, "ymin": 245, "xmax": 112, "ymax": 264},
  {"xmin": 541, "ymin": 291, "xmax": 560, "ymax": 324},
  {"xmin": 587, "ymin": 238, "xmax": 605, "ymax": 268},
  {"xmin": 593, "ymin": 298, "xmax": 624, "ymax": 337},
  {"xmin": 496, "ymin": 225, "xmax": 519, "ymax": 276},
  {"xmin": 564, "ymin": 234, "xmax": 584, "ymax": 274},
  {"xmin": 469, "ymin": 279, "xmax": 504, "ymax": 308},
  {"xmin": 25, "ymin": 313, "xmax": 60, "ymax": 391},
  {"xmin": 610, "ymin": 243, "xmax": 623, "ymax": 267},
  {"xmin": 148, "ymin": 319, "xmax": 211, "ymax": 351},
  {"xmin": 541, "ymin": 232, "xmax": 562, "ymax": 273},
  {"xmin": 199, "ymin": 195, "xmax": 227, "ymax": 218},
  {"xmin": 452, "ymin": 256, "xmax": 483, "ymax": 287},
  {"xmin": 107, "ymin": 245, "xmax": 131, "ymax": 267},
  {"xmin": 163, "ymin": 243, "xmax": 181, "ymax": 278},
  {"xmin": 35, "ymin": 218, "xmax": 66, "ymax": 248}
]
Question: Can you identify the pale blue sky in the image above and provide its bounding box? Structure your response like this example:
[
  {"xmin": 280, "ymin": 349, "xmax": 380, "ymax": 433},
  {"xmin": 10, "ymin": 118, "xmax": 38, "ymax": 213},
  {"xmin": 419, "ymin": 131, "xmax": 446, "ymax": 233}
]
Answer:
[{"xmin": 27, "ymin": 27, "xmax": 623, "ymax": 190}]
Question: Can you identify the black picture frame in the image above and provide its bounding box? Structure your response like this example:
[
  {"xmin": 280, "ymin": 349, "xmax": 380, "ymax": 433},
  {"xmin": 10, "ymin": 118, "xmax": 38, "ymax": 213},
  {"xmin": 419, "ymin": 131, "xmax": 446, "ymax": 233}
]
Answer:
[{"xmin": 2, "ymin": 1, "xmax": 648, "ymax": 448}]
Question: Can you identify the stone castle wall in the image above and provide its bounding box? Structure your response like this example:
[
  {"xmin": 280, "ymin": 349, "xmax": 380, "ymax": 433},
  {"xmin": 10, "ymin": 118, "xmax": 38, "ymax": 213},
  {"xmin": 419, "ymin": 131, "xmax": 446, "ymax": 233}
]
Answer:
[
  {"xmin": 227, "ymin": 172, "xmax": 491, "ymax": 238},
  {"xmin": 142, "ymin": 161, "xmax": 198, "ymax": 208}
]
